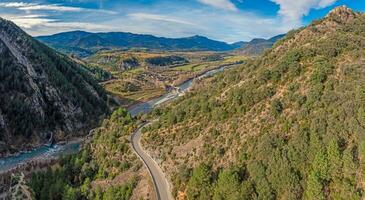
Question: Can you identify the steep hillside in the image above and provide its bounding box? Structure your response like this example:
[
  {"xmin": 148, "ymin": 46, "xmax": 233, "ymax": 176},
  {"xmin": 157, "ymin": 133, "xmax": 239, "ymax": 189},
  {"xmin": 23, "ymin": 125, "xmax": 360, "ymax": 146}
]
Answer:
[
  {"xmin": 0, "ymin": 18, "xmax": 109, "ymax": 156},
  {"xmin": 28, "ymin": 108, "xmax": 155, "ymax": 200},
  {"xmin": 141, "ymin": 6, "xmax": 365, "ymax": 199},
  {"xmin": 36, "ymin": 31, "xmax": 235, "ymax": 57}
]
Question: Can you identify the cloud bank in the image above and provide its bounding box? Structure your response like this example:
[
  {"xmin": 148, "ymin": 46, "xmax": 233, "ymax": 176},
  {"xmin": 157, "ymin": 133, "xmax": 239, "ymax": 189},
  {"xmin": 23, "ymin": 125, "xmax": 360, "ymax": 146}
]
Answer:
[{"xmin": 271, "ymin": 0, "xmax": 338, "ymax": 25}]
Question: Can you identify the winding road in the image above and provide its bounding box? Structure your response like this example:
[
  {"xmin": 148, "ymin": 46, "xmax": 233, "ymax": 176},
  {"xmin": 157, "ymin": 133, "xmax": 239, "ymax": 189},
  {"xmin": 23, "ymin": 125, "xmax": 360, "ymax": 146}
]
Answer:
[
  {"xmin": 1, "ymin": 64, "xmax": 236, "ymax": 199},
  {"xmin": 131, "ymin": 122, "xmax": 173, "ymax": 200},
  {"xmin": 0, "ymin": 64, "xmax": 234, "ymax": 173}
]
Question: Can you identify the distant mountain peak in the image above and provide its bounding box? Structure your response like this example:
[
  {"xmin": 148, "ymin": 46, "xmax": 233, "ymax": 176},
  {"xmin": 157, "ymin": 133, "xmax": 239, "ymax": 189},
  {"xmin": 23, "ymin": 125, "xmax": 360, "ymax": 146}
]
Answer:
[
  {"xmin": 235, "ymin": 34, "xmax": 285, "ymax": 56},
  {"xmin": 189, "ymin": 35, "xmax": 208, "ymax": 39},
  {"xmin": 326, "ymin": 5, "xmax": 358, "ymax": 23}
]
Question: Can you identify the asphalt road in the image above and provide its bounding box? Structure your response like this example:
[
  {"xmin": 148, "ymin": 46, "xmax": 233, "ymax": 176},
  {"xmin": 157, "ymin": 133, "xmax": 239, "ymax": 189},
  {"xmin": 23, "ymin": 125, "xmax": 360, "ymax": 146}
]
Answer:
[{"xmin": 131, "ymin": 123, "xmax": 173, "ymax": 200}]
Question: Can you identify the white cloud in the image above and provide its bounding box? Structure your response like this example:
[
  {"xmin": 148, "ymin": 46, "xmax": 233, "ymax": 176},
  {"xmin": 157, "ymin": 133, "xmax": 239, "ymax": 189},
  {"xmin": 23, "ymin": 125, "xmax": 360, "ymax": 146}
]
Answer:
[
  {"xmin": 0, "ymin": 2, "xmax": 30, "ymax": 8},
  {"xmin": 318, "ymin": 0, "xmax": 337, "ymax": 7},
  {"xmin": 128, "ymin": 13, "xmax": 196, "ymax": 26},
  {"xmin": 198, "ymin": 0, "xmax": 238, "ymax": 11},
  {"xmin": 0, "ymin": 2, "xmax": 81, "ymax": 11},
  {"xmin": 1, "ymin": 14, "xmax": 56, "ymax": 29},
  {"xmin": 115, "ymin": 9, "xmax": 291, "ymax": 43},
  {"xmin": 19, "ymin": 5, "xmax": 84, "ymax": 12},
  {"xmin": 0, "ymin": 2, "xmax": 116, "ymax": 14},
  {"xmin": 1, "ymin": 13, "xmax": 112, "ymax": 36},
  {"xmin": 43, "ymin": 22, "xmax": 111, "ymax": 31},
  {"xmin": 270, "ymin": 0, "xmax": 338, "ymax": 25}
]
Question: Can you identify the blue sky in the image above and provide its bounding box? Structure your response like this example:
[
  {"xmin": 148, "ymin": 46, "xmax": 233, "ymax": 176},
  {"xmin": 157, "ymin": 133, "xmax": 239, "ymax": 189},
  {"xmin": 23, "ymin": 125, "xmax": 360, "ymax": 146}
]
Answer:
[{"xmin": 0, "ymin": 0, "xmax": 364, "ymax": 43}]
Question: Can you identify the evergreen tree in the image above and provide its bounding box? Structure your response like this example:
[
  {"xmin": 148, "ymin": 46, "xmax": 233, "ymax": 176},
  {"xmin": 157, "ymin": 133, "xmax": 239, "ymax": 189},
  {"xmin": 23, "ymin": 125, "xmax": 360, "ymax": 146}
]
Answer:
[{"xmin": 187, "ymin": 164, "xmax": 213, "ymax": 200}]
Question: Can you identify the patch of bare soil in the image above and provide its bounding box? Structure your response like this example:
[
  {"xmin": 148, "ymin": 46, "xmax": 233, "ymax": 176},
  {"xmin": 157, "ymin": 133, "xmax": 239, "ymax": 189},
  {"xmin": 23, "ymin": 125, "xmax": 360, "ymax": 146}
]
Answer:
[{"xmin": 131, "ymin": 169, "xmax": 156, "ymax": 200}]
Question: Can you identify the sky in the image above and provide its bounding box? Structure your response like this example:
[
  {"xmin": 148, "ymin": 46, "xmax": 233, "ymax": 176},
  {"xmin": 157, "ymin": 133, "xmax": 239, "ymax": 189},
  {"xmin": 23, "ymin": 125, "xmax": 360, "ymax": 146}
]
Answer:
[{"xmin": 0, "ymin": 0, "xmax": 364, "ymax": 43}]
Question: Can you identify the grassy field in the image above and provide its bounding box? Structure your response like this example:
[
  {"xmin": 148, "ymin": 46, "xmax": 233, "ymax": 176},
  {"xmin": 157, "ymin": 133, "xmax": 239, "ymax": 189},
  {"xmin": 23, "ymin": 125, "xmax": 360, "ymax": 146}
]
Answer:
[
  {"xmin": 172, "ymin": 63, "xmax": 209, "ymax": 71},
  {"xmin": 222, "ymin": 55, "xmax": 248, "ymax": 63}
]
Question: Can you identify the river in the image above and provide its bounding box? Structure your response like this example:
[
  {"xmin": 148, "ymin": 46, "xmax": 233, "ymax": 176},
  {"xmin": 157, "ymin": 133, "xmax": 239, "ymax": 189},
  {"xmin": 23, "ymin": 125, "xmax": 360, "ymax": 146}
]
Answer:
[
  {"xmin": 128, "ymin": 66, "xmax": 229, "ymax": 116},
  {"xmin": 0, "ymin": 65, "xmax": 232, "ymax": 172}
]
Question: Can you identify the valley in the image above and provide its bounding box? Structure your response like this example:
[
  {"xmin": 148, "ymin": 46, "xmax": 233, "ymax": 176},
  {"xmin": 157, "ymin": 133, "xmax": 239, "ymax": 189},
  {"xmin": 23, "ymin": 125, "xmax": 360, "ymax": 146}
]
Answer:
[
  {"xmin": 85, "ymin": 50, "xmax": 245, "ymax": 107},
  {"xmin": 1, "ymin": 3, "xmax": 365, "ymax": 200},
  {"xmin": 0, "ymin": 64, "xmax": 234, "ymax": 173}
]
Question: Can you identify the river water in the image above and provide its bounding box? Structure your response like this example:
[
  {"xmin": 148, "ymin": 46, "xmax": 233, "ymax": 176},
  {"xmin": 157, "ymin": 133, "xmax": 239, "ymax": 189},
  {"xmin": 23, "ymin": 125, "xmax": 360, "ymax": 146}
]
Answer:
[
  {"xmin": 0, "ymin": 65, "xmax": 232, "ymax": 172},
  {"xmin": 128, "ymin": 66, "xmax": 228, "ymax": 116}
]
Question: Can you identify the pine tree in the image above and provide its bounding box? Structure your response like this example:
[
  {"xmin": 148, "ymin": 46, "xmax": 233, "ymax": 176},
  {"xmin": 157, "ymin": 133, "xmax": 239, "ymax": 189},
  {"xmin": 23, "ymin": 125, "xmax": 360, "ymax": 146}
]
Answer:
[
  {"xmin": 327, "ymin": 139, "xmax": 342, "ymax": 179},
  {"xmin": 187, "ymin": 164, "xmax": 213, "ymax": 200}
]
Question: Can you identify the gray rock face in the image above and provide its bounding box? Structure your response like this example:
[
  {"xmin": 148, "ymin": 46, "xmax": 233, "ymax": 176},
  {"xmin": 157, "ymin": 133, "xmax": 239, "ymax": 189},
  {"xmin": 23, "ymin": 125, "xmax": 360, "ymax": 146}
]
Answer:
[
  {"xmin": 0, "ymin": 18, "xmax": 109, "ymax": 156},
  {"xmin": 0, "ymin": 31, "xmax": 37, "ymax": 77}
]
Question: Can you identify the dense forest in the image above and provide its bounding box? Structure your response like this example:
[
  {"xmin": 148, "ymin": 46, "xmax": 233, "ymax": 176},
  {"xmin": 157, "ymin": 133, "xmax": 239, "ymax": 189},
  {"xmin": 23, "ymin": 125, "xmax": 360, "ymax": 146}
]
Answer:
[
  {"xmin": 83, "ymin": 65, "xmax": 113, "ymax": 82},
  {"xmin": 141, "ymin": 6, "xmax": 365, "ymax": 199},
  {"xmin": 146, "ymin": 56, "xmax": 188, "ymax": 67}
]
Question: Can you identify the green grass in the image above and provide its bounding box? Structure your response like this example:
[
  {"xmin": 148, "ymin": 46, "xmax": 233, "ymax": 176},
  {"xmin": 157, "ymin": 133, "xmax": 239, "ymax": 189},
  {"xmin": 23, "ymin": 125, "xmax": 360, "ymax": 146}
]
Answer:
[
  {"xmin": 126, "ymin": 67, "xmax": 145, "ymax": 75},
  {"xmin": 222, "ymin": 55, "xmax": 247, "ymax": 63},
  {"xmin": 173, "ymin": 63, "xmax": 209, "ymax": 72}
]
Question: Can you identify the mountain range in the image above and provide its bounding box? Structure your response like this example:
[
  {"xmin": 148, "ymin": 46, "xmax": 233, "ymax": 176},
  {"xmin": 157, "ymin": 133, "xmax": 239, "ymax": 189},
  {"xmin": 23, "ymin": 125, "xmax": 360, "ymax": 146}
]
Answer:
[
  {"xmin": 36, "ymin": 31, "xmax": 284, "ymax": 57},
  {"xmin": 36, "ymin": 31, "xmax": 234, "ymax": 57}
]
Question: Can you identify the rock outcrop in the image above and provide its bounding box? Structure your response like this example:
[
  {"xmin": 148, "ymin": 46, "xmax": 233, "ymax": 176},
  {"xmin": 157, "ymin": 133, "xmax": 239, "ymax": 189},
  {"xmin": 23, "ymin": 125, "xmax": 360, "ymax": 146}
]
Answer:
[{"xmin": 326, "ymin": 5, "xmax": 358, "ymax": 22}]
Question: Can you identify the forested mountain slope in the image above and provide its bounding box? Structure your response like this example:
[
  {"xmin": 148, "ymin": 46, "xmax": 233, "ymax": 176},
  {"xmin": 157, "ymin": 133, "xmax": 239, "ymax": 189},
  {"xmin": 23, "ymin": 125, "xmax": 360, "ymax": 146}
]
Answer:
[
  {"xmin": 142, "ymin": 6, "xmax": 365, "ymax": 199},
  {"xmin": 36, "ymin": 31, "xmax": 235, "ymax": 57},
  {"xmin": 0, "ymin": 18, "xmax": 109, "ymax": 156}
]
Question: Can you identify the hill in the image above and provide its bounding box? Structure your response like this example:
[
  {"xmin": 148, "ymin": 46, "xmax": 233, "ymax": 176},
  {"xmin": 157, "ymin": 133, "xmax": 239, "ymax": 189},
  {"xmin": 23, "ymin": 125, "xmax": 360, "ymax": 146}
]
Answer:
[
  {"xmin": 36, "ymin": 31, "xmax": 235, "ymax": 57},
  {"xmin": 28, "ymin": 108, "xmax": 155, "ymax": 200},
  {"xmin": 139, "ymin": 6, "xmax": 365, "ymax": 199},
  {"xmin": 0, "ymin": 18, "xmax": 109, "ymax": 156},
  {"xmin": 233, "ymin": 34, "xmax": 285, "ymax": 56},
  {"xmin": 21, "ymin": 5, "xmax": 365, "ymax": 200},
  {"xmin": 86, "ymin": 50, "xmax": 189, "ymax": 72}
]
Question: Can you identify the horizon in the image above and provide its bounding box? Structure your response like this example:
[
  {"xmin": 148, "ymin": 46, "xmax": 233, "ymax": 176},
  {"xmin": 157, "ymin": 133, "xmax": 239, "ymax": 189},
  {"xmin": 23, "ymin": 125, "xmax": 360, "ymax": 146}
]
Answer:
[
  {"xmin": 0, "ymin": 0, "xmax": 364, "ymax": 43},
  {"xmin": 35, "ymin": 29, "xmax": 285, "ymax": 44}
]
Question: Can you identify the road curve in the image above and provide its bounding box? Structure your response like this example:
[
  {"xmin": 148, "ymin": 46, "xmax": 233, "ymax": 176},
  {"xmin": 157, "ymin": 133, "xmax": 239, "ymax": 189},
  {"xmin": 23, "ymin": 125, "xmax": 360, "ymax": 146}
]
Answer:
[{"xmin": 131, "ymin": 122, "xmax": 173, "ymax": 200}]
